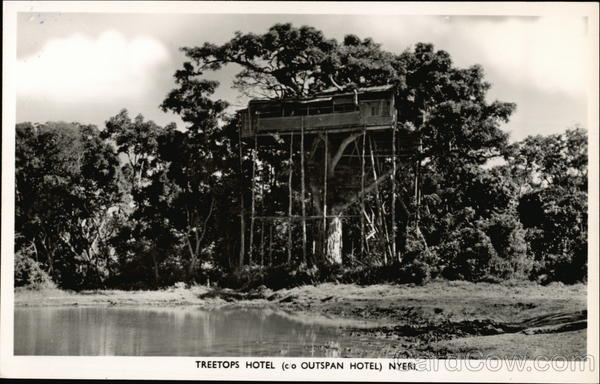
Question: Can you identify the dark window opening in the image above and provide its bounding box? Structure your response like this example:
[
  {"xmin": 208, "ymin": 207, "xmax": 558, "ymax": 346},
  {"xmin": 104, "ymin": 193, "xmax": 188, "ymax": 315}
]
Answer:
[{"xmin": 381, "ymin": 101, "xmax": 390, "ymax": 116}]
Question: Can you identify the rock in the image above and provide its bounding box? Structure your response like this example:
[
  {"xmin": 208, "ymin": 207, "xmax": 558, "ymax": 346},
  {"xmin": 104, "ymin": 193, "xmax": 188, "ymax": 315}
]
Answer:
[{"xmin": 253, "ymin": 285, "xmax": 272, "ymax": 299}]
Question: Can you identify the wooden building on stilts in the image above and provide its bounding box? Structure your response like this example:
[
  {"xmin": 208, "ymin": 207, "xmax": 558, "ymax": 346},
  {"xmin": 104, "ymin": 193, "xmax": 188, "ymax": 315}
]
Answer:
[{"xmin": 238, "ymin": 85, "xmax": 422, "ymax": 267}]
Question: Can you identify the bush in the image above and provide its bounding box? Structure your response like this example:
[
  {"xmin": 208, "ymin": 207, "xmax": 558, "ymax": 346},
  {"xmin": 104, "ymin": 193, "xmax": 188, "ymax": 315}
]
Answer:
[
  {"xmin": 477, "ymin": 213, "xmax": 533, "ymax": 280},
  {"xmin": 397, "ymin": 259, "xmax": 431, "ymax": 285},
  {"xmin": 14, "ymin": 249, "xmax": 55, "ymax": 290},
  {"xmin": 340, "ymin": 264, "xmax": 396, "ymax": 285},
  {"xmin": 519, "ymin": 188, "xmax": 587, "ymax": 283},
  {"xmin": 219, "ymin": 264, "xmax": 318, "ymax": 290},
  {"xmin": 440, "ymin": 227, "xmax": 498, "ymax": 281},
  {"xmin": 404, "ymin": 226, "xmax": 440, "ymax": 279},
  {"xmin": 538, "ymin": 240, "xmax": 587, "ymax": 284},
  {"xmin": 219, "ymin": 259, "xmax": 432, "ymax": 290},
  {"xmin": 315, "ymin": 262, "xmax": 345, "ymax": 282}
]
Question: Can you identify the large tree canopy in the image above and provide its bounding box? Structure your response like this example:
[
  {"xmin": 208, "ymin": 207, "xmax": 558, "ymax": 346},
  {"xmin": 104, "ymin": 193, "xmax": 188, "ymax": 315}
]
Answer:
[
  {"xmin": 173, "ymin": 23, "xmax": 515, "ymax": 164},
  {"xmin": 16, "ymin": 122, "xmax": 122, "ymax": 288}
]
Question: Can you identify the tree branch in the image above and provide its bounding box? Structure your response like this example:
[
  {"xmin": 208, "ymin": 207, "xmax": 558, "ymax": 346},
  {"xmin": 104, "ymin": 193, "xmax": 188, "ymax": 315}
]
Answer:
[
  {"xmin": 196, "ymin": 196, "xmax": 215, "ymax": 255},
  {"xmin": 330, "ymin": 132, "xmax": 363, "ymax": 174},
  {"xmin": 328, "ymin": 74, "xmax": 345, "ymax": 92}
]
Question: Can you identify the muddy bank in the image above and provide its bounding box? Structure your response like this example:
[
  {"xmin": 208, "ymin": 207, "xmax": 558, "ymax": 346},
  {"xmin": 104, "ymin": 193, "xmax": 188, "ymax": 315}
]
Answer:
[{"xmin": 267, "ymin": 281, "xmax": 587, "ymax": 358}]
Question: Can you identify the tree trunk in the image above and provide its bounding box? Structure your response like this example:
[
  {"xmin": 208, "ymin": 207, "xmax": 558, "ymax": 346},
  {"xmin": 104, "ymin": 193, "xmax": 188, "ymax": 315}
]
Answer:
[
  {"xmin": 152, "ymin": 252, "xmax": 159, "ymax": 284},
  {"xmin": 185, "ymin": 236, "xmax": 198, "ymax": 281},
  {"xmin": 326, "ymin": 215, "xmax": 343, "ymax": 264},
  {"xmin": 188, "ymin": 258, "xmax": 197, "ymax": 282}
]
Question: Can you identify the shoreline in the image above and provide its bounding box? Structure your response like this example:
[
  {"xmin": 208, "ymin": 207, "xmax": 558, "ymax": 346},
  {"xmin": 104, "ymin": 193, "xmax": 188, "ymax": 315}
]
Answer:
[{"xmin": 14, "ymin": 280, "xmax": 588, "ymax": 358}]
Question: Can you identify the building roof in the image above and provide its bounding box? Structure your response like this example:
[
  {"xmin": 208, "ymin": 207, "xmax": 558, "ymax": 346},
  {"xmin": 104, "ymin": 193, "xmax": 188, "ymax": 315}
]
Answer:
[
  {"xmin": 316, "ymin": 84, "xmax": 396, "ymax": 97},
  {"xmin": 247, "ymin": 84, "xmax": 395, "ymax": 106}
]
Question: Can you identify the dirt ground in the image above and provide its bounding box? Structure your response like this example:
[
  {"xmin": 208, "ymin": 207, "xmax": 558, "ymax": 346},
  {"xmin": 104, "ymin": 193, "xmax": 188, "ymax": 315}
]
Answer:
[{"xmin": 15, "ymin": 279, "xmax": 587, "ymax": 359}]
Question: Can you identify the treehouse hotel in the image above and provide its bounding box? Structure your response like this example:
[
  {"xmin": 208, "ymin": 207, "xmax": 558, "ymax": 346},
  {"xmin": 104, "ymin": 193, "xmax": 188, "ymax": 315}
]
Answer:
[
  {"xmin": 240, "ymin": 85, "xmax": 402, "ymax": 138},
  {"xmin": 238, "ymin": 84, "xmax": 421, "ymax": 265}
]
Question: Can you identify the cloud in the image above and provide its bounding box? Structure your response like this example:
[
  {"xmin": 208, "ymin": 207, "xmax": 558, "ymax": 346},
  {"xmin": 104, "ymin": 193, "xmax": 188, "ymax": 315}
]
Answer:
[
  {"xmin": 461, "ymin": 17, "xmax": 587, "ymax": 97},
  {"xmin": 358, "ymin": 16, "xmax": 587, "ymax": 97},
  {"xmin": 17, "ymin": 30, "xmax": 170, "ymax": 103}
]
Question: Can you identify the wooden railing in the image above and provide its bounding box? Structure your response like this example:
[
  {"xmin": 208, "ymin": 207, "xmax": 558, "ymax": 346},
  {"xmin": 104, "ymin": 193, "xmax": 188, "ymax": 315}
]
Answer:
[{"xmin": 250, "ymin": 111, "xmax": 394, "ymax": 135}]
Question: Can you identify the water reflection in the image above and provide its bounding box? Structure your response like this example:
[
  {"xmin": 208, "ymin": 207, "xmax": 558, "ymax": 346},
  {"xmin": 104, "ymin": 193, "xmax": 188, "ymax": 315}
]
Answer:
[{"xmin": 14, "ymin": 306, "xmax": 385, "ymax": 356}]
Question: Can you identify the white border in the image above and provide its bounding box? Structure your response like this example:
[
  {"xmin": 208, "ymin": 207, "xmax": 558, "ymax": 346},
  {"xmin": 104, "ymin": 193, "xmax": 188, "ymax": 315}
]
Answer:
[{"xmin": 2, "ymin": 2, "xmax": 599, "ymax": 382}]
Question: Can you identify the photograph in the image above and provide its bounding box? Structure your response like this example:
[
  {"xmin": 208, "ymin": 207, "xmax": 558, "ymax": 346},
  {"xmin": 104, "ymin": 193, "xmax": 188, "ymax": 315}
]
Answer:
[{"xmin": 1, "ymin": 1, "xmax": 598, "ymax": 382}]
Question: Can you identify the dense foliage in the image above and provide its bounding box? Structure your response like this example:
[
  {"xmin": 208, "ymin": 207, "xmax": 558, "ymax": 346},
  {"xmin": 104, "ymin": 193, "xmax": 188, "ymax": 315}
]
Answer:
[{"xmin": 14, "ymin": 24, "xmax": 588, "ymax": 290}]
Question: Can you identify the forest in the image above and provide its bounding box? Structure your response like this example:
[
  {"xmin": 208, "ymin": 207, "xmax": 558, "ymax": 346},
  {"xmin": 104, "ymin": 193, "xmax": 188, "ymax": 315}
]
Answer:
[{"xmin": 14, "ymin": 24, "xmax": 588, "ymax": 291}]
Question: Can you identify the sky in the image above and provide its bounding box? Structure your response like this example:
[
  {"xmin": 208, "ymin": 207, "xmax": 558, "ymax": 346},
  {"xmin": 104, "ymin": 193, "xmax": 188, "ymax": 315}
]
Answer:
[{"xmin": 15, "ymin": 12, "xmax": 592, "ymax": 142}]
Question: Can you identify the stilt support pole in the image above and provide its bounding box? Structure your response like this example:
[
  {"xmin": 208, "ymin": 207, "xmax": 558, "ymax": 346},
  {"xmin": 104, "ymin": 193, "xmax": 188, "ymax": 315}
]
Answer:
[
  {"xmin": 361, "ymin": 128, "xmax": 366, "ymax": 257},
  {"xmin": 287, "ymin": 133, "xmax": 294, "ymax": 263},
  {"xmin": 301, "ymin": 117, "xmax": 307, "ymax": 264},
  {"xmin": 249, "ymin": 134, "xmax": 258, "ymax": 265},
  {"xmin": 323, "ymin": 132, "xmax": 328, "ymax": 258},
  {"xmin": 392, "ymin": 125, "xmax": 397, "ymax": 262}
]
